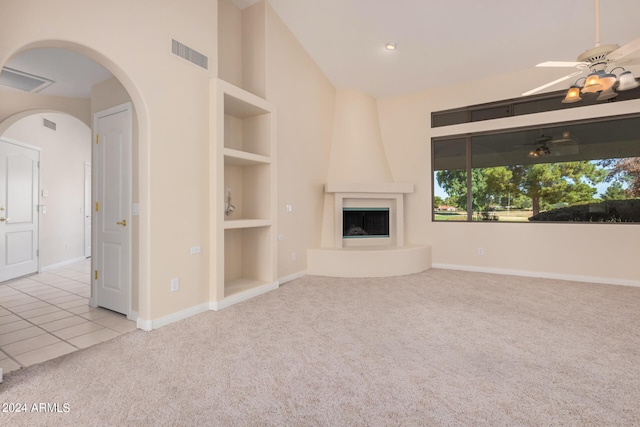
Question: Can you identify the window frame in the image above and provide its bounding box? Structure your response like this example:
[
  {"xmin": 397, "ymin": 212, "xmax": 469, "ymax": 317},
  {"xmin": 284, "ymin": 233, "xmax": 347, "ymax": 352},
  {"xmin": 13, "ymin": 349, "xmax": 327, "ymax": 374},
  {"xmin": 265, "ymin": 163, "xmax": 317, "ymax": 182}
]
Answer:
[{"xmin": 431, "ymin": 112, "xmax": 640, "ymax": 224}]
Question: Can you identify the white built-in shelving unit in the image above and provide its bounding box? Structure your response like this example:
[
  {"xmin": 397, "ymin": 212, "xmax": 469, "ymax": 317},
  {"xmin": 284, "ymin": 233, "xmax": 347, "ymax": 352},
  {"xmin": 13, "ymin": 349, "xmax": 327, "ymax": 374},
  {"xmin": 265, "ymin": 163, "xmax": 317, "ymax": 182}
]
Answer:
[{"xmin": 210, "ymin": 79, "xmax": 277, "ymax": 309}]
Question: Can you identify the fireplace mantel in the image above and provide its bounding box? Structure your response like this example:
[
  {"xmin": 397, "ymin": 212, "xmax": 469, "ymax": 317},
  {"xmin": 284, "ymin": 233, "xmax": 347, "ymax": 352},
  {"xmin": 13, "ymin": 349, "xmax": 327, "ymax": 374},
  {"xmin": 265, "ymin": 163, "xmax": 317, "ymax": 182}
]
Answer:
[{"xmin": 325, "ymin": 182, "xmax": 413, "ymax": 194}]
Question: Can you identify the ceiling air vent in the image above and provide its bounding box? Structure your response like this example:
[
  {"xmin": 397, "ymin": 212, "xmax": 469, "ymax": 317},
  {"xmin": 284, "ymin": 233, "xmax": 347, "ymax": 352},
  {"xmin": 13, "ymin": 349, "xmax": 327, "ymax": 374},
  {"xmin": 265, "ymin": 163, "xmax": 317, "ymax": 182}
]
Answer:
[
  {"xmin": 0, "ymin": 67, "xmax": 54, "ymax": 92},
  {"xmin": 171, "ymin": 39, "xmax": 208, "ymax": 70},
  {"xmin": 42, "ymin": 118, "xmax": 57, "ymax": 131}
]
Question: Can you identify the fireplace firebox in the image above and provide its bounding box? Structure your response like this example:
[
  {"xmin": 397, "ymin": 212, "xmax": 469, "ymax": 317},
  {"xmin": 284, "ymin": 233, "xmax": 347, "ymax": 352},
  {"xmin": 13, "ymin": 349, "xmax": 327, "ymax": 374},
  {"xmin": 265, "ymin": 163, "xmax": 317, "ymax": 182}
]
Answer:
[{"xmin": 343, "ymin": 208, "xmax": 390, "ymax": 238}]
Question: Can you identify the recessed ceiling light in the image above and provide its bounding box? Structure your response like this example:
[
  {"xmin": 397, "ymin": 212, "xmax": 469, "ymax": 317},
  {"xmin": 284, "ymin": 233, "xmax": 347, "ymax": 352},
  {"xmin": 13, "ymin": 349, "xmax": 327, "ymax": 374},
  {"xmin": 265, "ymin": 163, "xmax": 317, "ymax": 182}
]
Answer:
[{"xmin": 385, "ymin": 41, "xmax": 397, "ymax": 51}]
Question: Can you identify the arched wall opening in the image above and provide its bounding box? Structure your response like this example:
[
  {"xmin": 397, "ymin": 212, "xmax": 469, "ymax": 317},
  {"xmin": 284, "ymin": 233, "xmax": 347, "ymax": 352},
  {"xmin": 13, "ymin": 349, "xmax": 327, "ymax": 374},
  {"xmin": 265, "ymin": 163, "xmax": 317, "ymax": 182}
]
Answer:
[
  {"xmin": 1, "ymin": 111, "xmax": 91, "ymax": 272},
  {"xmin": 0, "ymin": 41, "xmax": 150, "ymax": 323}
]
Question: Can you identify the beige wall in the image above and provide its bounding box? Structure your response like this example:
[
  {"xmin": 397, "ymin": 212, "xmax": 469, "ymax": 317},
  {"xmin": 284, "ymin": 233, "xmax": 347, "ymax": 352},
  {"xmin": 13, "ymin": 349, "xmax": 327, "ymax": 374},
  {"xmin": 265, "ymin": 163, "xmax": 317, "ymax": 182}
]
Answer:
[
  {"xmin": 218, "ymin": 0, "xmax": 243, "ymax": 88},
  {"xmin": 265, "ymin": 3, "xmax": 335, "ymax": 279},
  {"xmin": 0, "ymin": 88, "xmax": 91, "ymax": 132},
  {"xmin": 378, "ymin": 69, "xmax": 640, "ymax": 285},
  {"xmin": 2, "ymin": 113, "xmax": 90, "ymax": 269},
  {"xmin": 0, "ymin": 0, "xmax": 218, "ymax": 321}
]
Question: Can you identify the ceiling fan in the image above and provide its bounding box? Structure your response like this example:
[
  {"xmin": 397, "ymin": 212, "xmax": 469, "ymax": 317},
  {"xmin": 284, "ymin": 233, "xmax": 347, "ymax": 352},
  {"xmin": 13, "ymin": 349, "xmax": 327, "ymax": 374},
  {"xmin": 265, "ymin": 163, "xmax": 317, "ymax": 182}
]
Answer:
[
  {"xmin": 524, "ymin": 131, "xmax": 579, "ymax": 158},
  {"xmin": 523, "ymin": 0, "xmax": 640, "ymax": 100}
]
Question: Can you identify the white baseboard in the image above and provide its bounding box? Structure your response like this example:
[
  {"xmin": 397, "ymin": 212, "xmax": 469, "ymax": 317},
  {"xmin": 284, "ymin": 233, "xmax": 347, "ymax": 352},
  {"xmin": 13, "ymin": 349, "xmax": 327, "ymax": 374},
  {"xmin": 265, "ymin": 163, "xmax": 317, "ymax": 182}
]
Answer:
[
  {"xmin": 136, "ymin": 317, "xmax": 152, "ymax": 332},
  {"xmin": 137, "ymin": 281, "xmax": 281, "ymax": 330},
  {"xmin": 136, "ymin": 303, "xmax": 209, "ymax": 331},
  {"xmin": 40, "ymin": 256, "xmax": 87, "ymax": 272},
  {"xmin": 431, "ymin": 263, "xmax": 640, "ymax": 287},
  {"xmin": 279, "ymin": 270, "xmax": 306, "ymax": 285}
]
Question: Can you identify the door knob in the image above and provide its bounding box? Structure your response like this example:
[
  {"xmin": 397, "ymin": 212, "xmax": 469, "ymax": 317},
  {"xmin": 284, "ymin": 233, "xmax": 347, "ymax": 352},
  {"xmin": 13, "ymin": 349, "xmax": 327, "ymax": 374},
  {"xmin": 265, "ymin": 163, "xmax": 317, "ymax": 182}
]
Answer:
[
  {"xmin": 116, "ymin": 219, "xmax": 127, "ymax": 226},
  {"xmin": 0, "ymin": 217, "xmax": 8, "ymax": 222}
]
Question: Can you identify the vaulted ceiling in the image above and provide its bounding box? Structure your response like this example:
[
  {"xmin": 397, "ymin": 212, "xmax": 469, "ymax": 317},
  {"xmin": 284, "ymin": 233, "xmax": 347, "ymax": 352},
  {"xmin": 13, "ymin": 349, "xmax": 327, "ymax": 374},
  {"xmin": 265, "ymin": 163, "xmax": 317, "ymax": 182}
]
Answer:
[
  {"xmin": 3, "ymin": 0, "xmax": 640, "ymax": 99},
  {"xmin": 243, "ymin": 0, "xmax": 640, "ymax": 98}
]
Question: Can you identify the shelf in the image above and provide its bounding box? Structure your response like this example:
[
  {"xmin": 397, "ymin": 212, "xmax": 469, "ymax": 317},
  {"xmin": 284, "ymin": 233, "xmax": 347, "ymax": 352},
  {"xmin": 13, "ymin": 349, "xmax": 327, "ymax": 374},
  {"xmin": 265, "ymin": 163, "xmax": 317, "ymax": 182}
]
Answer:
[
  {"xmin": 223, "ymin": 219, "xmax": 271, "ymax": 229},
  {"xmin": 224, "ymin": 162, "xmax": 270, "ymax": 220},
  {"xmin": 222, "ymin": 87, "xmax": 273, "ymax": 119},
  {"xmin": 225, "ymin": 278, "xmax": 273, "ymax": 297},
  {"xmin": 224, "ymin": 148, "xmax": 270, "ymax": 165},
  {"xmin": 224, "ymin": 227, "xmax": 272, "ymax": 293},
  {"xmin": 212, "ymin": 279, "xmax": 279, "ymax": 310},
  {"xmin": 211, "ymin": 78, "xmax": 277, "ymax": 308}
]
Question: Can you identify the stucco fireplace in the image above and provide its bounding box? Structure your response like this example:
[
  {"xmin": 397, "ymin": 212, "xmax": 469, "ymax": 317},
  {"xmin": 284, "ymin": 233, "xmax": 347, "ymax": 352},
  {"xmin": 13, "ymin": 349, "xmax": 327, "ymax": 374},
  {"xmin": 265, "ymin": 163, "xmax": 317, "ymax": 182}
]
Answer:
[{"xmin": 306, "ymin": 89, "xmax": 431, "ymax": 277}]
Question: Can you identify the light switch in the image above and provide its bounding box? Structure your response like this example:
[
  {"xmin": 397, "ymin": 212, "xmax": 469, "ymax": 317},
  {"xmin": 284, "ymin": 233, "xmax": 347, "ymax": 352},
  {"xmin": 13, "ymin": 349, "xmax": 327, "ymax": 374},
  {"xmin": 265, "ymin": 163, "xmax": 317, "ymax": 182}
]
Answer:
[
  {"xmin": 42, "ymin": 190, "xmax": 49, "ymax": 197},
  {"xmin": 132, "ymin": 204, "xmax": 140, "ymax": 216}
]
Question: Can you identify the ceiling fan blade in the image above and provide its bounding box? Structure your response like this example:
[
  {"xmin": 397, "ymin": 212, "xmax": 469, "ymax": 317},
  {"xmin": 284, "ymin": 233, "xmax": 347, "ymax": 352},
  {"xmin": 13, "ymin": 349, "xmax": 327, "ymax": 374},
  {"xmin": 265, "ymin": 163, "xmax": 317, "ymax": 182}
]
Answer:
[
  {"xmin": 536, "ymin": 61, "xmax": 587, "ymax": 68},
  {"xmin": 607, "ymin": 36, "xmax": 640, "ymax": 61},
  {"xmin": 615, "ymin": 57, "xmax": 640, "ymax": 66},
  {"xmin": 522, "ymin": 70, "xmax": 583, "ymax": 97}
]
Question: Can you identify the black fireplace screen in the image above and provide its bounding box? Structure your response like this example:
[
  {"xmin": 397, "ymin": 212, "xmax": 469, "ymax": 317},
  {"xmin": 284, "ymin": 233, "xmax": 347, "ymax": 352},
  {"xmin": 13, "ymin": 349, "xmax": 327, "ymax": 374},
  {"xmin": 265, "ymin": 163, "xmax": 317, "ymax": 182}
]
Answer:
[{"xmin": 343, "ymin": 208, "xmax": 390, "ymax": 237}]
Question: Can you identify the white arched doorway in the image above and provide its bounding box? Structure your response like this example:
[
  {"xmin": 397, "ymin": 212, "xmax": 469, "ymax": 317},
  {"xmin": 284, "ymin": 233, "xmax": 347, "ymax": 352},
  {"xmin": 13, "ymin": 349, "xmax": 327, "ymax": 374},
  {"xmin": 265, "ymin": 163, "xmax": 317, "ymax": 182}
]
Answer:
[
  {"xmin": 0, "ymin": 112, "xmax": 91, "ymax": 281},
  {"xmin": 0, "ymin": 42, "xmax": 148, "ymax": 324}
]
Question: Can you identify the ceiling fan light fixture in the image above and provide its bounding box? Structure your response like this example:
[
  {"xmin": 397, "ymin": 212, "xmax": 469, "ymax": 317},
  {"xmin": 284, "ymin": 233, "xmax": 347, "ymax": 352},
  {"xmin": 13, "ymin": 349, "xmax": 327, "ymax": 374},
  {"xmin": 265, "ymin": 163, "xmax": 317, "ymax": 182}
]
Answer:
[
  {"xmin": 561, "ymin": 85, "xmax": 582, "ymax": 103},
  {"xmin": 529, "ymin": 144, "xmax": 551, "ymax": 158},
  {"xmin": 617, "ymin": 70, "xmax": 639, "ymax": 91},
  {"xmin": 582, "ymin": 70, "xmax": 604, "ymax": 93},
  {"xmin": 597, "ymin": 72, "xmax": 617, "ymax": 91},
  {"xmin": 596, "ymin": 87, "xmax": 618, "ymax": 101}
]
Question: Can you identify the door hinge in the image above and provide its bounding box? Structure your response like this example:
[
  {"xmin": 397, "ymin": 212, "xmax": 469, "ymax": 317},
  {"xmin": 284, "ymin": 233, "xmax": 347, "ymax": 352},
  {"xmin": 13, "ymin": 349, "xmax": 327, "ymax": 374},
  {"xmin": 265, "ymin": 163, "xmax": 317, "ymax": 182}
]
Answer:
[
  {"xmin": 94, "ymin": 270, "xmax": 98, "ymax": 280},
  {"xmin": 95, "ymin": 202, "xmax": 99, "ymax": 212},
  {"xmin": 36, "ymin": 249, "xmax": 39, "ymax": 257},
  {"xmin": 95, "ymin": 134, "xmax": 99, "ymax": 144}
]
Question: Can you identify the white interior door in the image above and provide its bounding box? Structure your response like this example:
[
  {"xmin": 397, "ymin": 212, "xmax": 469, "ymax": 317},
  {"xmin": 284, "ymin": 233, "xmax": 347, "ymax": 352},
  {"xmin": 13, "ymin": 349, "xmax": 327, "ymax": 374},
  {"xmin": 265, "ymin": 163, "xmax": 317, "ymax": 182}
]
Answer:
[
  {"xmin": 0, "ymin": 139, "xmax": 40, "ymax": 282},
  {"xmin": 84, "ymin": 162, "xmax": 91, "ymax": 258},
  {"xmin": 93, "ymin": 104, "xmax": 131, "ymax": 315}
]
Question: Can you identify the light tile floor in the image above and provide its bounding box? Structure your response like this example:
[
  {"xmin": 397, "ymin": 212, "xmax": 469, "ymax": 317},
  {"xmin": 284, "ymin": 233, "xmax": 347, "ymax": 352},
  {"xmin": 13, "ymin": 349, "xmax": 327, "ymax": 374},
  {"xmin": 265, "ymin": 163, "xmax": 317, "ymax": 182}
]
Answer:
[{"xmin": 0, "ymin": 259, "xmax": 136, "ymax": 375}]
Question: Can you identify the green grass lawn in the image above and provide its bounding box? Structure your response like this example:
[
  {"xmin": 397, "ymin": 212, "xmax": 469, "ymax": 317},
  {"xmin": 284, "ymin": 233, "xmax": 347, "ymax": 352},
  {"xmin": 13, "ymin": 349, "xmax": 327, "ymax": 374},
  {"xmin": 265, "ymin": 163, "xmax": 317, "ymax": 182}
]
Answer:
[{"xmin": 434, "ymin": 210, "xmax": 533, "ymax": 222}]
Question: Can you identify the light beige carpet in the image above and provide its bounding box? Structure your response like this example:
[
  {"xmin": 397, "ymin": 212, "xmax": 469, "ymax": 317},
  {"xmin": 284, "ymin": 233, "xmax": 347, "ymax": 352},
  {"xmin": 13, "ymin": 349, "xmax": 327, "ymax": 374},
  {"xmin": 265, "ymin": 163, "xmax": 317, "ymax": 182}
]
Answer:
[{"xmin": 2, "ymin": 269, "xmax": 640, "ymax": 426}]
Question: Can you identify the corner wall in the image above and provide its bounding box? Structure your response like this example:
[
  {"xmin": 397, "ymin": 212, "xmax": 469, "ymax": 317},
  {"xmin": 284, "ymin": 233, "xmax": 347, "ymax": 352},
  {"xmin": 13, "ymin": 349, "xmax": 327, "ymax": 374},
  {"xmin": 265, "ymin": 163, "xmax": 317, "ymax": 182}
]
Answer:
[{"xmin": 265, "ymin": 3, "xmax": 336, "ymax": 280}]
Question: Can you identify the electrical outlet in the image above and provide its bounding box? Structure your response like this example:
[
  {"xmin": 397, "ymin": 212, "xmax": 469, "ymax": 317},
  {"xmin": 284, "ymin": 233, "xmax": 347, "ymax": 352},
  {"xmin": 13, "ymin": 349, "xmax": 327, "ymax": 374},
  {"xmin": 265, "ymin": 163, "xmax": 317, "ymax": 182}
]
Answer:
[
  {"xmin": 478, "ymin": 247, "xmax": 485, "ymax": 255},
  {"xmin": 278, "ymin": 234, "xmax": 284, "ymax": 241},
  {"xmin": 171, "ymin": 278, "xmax": 179, "ymax": 292},
  {"xmin": 291, "ymin": 252, "xmax": 297, "ymax": 261},
  {"xmin": 190, "ymin": 246, "xmax": 201, "ymax": 254}
]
